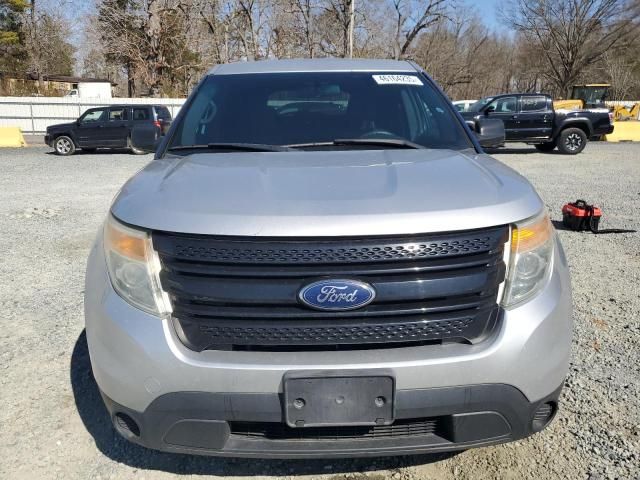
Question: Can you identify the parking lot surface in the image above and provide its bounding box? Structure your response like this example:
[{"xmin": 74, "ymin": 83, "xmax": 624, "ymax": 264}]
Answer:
[{"xmin": 0, "ymin": 143, "xmax": 638, "ymax": 479}]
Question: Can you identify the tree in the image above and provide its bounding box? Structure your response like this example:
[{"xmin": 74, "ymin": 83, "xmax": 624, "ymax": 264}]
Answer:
[
  {"xmin": 98, "ymin": 0, "xmax": 140, "ymax": 96},
  {"xmin": 390, "ymin": 0, "xmax": 446, "ymax": 59},
  {"xmin": 0, "ymin": 0, "xmax": 74, "ymax": 93},
  {"xmin": 80, "ymin": 0, "xmax": 640, "ymax": 101},
  {"xmin": 291, "ymin": 0, "xmax": 318, "ymax": 57},
  {"xmin": 599, "ymin": 51, "xmax": 639, "ymax": 101},
  {"xmin": 98, "ymin": 0, "xmax": 200, "ymax": 96},
  {"xmin": 502, "ymin": 0, "xmax": 638, "ymax": 97},
  {"xmin": 318, "ymin": 0, "xmax": 354, "ymax": 57},
  {"xmin": 414, "ymin": 11, "xmax": 486, "ymax": 93},
  {"xmin": 22, "ymin": 11, "xmax": 75, "ymax": 79},
  {"xmin": 194, "ymin": 0, "xmax": 235, "ymax": 64},
  {"xmin": 0, "ymin": 0, "xmax": 28, "ymax": 74}
]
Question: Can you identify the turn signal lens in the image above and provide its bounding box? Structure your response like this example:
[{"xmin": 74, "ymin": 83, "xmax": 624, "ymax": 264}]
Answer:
[
  {"xmin": 105, "ymin": 221, "xmax": 147, "ymax": 261},
  {"xmin": 511, "ymin": 214, "xmax": 553, "ymax": 253}
]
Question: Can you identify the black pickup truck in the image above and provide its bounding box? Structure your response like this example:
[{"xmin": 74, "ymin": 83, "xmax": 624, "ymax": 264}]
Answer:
[{"xmin": 461, "ymin": 93, "xmax": 614, "ymax": 154}]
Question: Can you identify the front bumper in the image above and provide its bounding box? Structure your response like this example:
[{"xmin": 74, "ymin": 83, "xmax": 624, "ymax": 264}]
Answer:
[
  {"xmin": 101, "ymin": 383, "xmax": 563, "ymax": 458},
  {"xmin": 85, "ymin": 235, "xmax": 572, "ymax": 457}
]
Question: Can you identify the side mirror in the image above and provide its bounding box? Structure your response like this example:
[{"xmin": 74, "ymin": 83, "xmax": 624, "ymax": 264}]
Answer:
[
  {"xmin": 484, "ymin": 106, "xmax": 495, "ymax": 116},
  {"xmin": 130, "ymin": 124, "xmax": 160, "ymax": 153},
  {"xmin": 474, "ymin": 117, "xmax": 505, "ymax": 149}
]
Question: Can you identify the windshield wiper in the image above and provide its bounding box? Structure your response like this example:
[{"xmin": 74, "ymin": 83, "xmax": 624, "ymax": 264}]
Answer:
[
  {"xmin": 287, "ymin": 138, "xmax": 425, "ymax": 149},
  {"xmin": 168, "ymin": 143, "xmax": 293, "ymax": 153}
]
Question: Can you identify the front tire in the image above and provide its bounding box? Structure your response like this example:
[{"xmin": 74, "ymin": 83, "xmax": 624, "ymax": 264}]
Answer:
[
  {"xmin": 534, "ymin": 142, "xmax": 556, "ymax": 152},
  {"xmin": 557, "ymin": 128, "xmax": 587, "ymax": 155},
  {"xmin": 54, "ymin": 135, "xmax": 76, "ymax": 156}
]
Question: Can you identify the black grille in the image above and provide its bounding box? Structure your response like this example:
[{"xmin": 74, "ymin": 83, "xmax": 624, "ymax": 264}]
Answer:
[
  {"xmin": 193, "ymin": 316, "xmax": 474, "ymax": 346},
  {"xmin": 172, "ymin": 236, "xmax": 495, "ymax": 264},
  {"xmin": 154, "ymin": 227, "xmax": 508, "ymax": 351},
  {"xmin": 230, "ymin": 417, "xmax": 443, "ymax": 441}
]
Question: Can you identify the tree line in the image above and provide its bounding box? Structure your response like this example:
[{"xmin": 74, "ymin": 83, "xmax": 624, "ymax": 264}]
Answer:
[
  {"xmin": 0, "ymin": 0, "xmax": 75, "ymax": 91},
  {"xmin": 1, "ymin": 0, "xmax": 639, "ymax": 100}
]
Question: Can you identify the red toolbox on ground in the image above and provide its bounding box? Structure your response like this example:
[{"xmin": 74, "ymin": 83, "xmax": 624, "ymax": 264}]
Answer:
[{"xmin": 562, "ymin": 200, "xmax": 601, "ymax": 232}]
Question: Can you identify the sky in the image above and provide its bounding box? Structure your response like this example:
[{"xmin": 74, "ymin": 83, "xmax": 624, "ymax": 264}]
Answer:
[{"xmin": 465, "ymin": 0, "xmax": 504, "ymax": 31}]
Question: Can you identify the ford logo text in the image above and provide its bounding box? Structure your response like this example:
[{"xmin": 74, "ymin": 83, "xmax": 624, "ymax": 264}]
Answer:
[{"xmin": 298, "ymin": 279, "xmax": 376, "ymax": 311}]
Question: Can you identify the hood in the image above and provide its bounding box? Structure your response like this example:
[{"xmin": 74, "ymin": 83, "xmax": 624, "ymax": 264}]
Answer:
[
  {"xmin": 47, "ymin": 122, "xmax": 76, "ymax": 131},
  {"xmin": 111, "ymin": 149, "xmax": 543, "ymax": 237}
]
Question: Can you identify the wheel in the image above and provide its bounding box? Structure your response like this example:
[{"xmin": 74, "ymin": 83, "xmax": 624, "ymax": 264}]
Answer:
[
  {"xmin": 534, "ymin": 142, "xmax": 556, "ymax": 152},
  {"xmin": 128, "ymin": 136, "xmax": 146, "ymax": 155},
  {"xmin": 557, "ymin": 128, "xmax": 587, "ymax": 155},
  {"xmin": 54, "ymin": 135, "xmax": 76, "ymax": 155},
  {"xmin": 82, "ymin": 148, "xmax": 97, "ymax": 153}
]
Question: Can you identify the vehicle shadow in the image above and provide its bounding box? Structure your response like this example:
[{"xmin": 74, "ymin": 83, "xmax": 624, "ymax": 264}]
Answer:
[
  {"xmin": 485, "ymin": 147, "xmax": 563, "ymax": 155},
  {"xmin": 70, "ymin": 330, "xmax": 458, "ymax": 476},
  {"xmin": 551, "ymin": 220, "xmax": 572, "ymax": 231},
  {"xmin": 45, "ymin": 149, "xmax": 136, "ymax": 156}
]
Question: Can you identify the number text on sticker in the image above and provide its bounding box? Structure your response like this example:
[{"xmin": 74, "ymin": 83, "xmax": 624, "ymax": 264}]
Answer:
[{"xmin": 372, "ymin": 75, "xmax": 424, "ymax": 86}]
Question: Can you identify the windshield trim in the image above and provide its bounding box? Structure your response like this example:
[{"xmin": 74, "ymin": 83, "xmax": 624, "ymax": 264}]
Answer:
[{"xmin": 287, "ymin": 138, "xmax": 426, "ymax": 150}]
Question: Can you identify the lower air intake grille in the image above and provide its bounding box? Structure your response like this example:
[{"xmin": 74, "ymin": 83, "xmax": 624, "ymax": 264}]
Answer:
[
  {"xmin": 230, "ymin": 417, "xmax": 443, "ymax": 441},
  {"xmin": 196, "ymin": 317, "xmax": 475, "ymax": 346}
]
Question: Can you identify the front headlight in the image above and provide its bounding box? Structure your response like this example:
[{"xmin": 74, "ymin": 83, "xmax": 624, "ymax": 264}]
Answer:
[
  {"xmin": 103, "ymin": 215, "xmax": 171, "ymax": 316},
  {"xmin": 502, "ymin": 212, "xmax": 555, "ymax": 308}
]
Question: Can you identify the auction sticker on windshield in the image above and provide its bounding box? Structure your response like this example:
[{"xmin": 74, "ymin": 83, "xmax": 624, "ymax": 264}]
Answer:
[{"xmin": 373, "ymin": 74, "xmax": 423, "ymax": 86}]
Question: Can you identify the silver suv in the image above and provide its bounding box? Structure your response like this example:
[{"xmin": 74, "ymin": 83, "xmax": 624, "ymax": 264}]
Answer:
[{"xmin": 85, "ymin": 59, "xmax": 572, "ymax": 458}]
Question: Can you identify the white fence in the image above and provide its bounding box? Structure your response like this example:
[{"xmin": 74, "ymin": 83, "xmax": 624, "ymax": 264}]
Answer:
[{"xmin": 0, "ymin": 97, "xmax": 187, "ymax": 134}]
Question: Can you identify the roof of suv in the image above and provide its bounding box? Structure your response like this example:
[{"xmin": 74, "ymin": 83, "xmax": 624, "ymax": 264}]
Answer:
[
  {"xmin": 488, "ymin": 93, "xmax": 551, "ymax": 98},
  {"xmin": 210, "ymin": 58, "xmax": 418, "ymax": 75}
]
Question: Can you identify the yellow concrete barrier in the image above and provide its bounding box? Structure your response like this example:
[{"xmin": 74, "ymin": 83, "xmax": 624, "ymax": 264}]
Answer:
[
  {"xmin": 0, "ymin": 127, "xmax": 27, "ymax": 147},
  {"xmin": 605, "ymin": 121, "xmax": 640, "ymax": 142}
]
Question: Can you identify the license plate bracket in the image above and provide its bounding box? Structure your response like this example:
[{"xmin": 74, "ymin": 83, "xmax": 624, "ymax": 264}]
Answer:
[{"xmin": 283, "ymin": 371, "xmax": 395, "ymax": 428}]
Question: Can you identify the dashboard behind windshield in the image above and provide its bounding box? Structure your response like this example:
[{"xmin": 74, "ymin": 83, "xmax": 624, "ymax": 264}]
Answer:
[{"xmin": 168, "ymin": 72, "xmax": 473, "ymax": 151}]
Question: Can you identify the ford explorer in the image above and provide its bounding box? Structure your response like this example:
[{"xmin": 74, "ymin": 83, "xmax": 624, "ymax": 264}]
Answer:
[{"xmin": 84, "ymin": 59, "xmax": 572, "ymax": 458}]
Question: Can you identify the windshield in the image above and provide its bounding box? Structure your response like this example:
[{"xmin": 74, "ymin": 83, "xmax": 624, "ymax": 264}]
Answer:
[
  {"xmin": 571, "ymin": 86, "xmax": 608, "ymax": 106},
  {"xmin": 468, "ymin": 97, "xmax": 494, "ymax": 112},
  {"xmin": 168, "ymin": 72, "xmax": 473, "ymax": 152}
]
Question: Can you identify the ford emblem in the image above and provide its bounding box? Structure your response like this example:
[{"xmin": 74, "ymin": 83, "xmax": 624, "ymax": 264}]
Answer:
[{"xmin": 298, "ymin": 279, "xmax": 376, "ymax": 311}]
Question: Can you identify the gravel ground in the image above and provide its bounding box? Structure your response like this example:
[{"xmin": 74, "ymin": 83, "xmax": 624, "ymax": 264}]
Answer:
[{"xmin": 0, "ymin": 143, "xmax": 638, "ymax": 480}]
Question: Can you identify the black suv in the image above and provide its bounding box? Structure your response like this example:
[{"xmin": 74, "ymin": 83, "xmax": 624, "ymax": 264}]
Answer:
[{"xmin": 45, "ymin": 104, "xmax": 172, "ymax": 155}]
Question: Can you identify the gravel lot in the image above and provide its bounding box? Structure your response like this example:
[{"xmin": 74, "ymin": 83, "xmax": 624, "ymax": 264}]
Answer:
[{"xmin": 0, "ymin": 143, "xmax": 638, "ymax": 480}]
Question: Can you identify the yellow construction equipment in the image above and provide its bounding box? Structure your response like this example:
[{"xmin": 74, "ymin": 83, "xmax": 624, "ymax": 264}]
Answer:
[
  {"xmin": 610, "ymin": 102, "xmax": 640, "ymax": 122},
  {"xmin": 0, "ymin": 127, "xmax": 27, "ymax": 147},
  {"xmin": 553, "ymin": 84, "xmax": 610, "ymax": 110}
]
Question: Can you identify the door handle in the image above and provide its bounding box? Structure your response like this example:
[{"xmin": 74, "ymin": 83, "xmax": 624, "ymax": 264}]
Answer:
[{"xmin": 510, "ymin": 115, "xmax": 518, "ymax": 119}]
